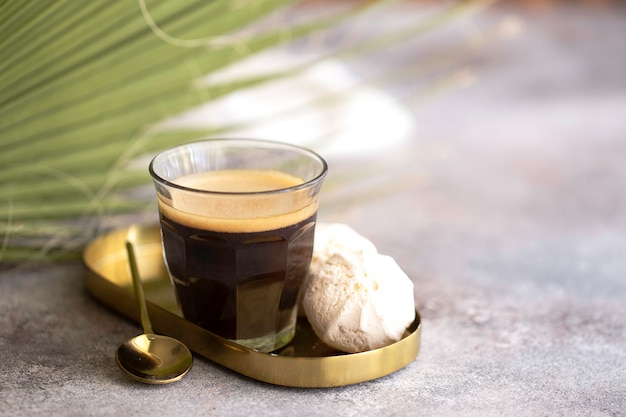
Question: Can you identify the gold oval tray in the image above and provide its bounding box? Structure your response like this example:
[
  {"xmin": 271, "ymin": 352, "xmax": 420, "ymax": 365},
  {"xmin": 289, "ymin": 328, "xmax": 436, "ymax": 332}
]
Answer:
[{"xmin": 83, "ymin": 225, "xmax": 421, "ymax": 388}]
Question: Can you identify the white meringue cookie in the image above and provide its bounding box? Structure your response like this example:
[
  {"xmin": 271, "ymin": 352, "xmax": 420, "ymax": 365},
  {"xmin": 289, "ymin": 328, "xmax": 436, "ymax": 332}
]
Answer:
[
  {"xmin": 303, "ymin": 250, "xmax": 415, "ymax": 353},
  {"xmin": 297, "ymin": 223, "xmax": 379, "ymax": 317}
]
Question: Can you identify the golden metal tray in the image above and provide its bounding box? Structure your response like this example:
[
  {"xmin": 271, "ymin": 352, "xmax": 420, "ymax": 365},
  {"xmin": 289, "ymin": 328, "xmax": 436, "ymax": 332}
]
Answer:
[{"xmin": 83, "ymin": 225, "xmax": 421, "ymax": 388}]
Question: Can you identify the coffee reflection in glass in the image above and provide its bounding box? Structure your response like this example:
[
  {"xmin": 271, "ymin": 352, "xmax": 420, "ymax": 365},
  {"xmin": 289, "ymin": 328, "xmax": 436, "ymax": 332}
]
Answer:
[{"xmin": 149, "ymin": 139, "xmax": 327, "ymax": 352}]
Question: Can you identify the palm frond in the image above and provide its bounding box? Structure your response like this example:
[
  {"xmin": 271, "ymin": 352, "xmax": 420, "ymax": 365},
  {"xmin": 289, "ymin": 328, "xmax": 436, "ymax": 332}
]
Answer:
[{"xmin": 0, "ymin": 0, "xmax": 497, "ymax": 262}]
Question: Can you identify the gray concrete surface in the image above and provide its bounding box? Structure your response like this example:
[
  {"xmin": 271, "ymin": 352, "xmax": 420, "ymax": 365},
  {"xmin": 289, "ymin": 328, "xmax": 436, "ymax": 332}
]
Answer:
[{"xmin": 1, "ymin": 3, "xmax": 625, "ymax": 416}]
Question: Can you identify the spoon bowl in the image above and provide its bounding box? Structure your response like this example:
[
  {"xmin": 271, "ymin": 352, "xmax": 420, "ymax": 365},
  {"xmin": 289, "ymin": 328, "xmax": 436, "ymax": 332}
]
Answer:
[
  {"xmin": 116, "ymin": 234, "xmax": 193, "ymax": 384},
  {"xmin": 116, "ymin": 334, "xmax": 192, "ymax": 384}
]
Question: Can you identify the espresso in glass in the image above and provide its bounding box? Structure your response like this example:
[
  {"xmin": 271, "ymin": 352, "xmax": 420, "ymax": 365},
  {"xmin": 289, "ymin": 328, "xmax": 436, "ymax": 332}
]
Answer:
[{"xmin": 150, "ymin": 141, "xmax": 327, "ymax": 352}]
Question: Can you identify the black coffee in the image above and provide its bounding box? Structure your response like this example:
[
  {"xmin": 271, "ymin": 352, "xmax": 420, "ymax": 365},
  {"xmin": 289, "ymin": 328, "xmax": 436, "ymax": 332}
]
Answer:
[{"xmin": 160, "ymin": 213, "xmax": 316, "ymax": 340}]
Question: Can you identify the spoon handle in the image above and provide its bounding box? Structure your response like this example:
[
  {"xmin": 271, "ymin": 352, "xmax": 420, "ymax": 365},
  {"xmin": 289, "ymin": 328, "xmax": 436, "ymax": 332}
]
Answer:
[{"xmin": 126, "ymin": 240, "xmax": 154, "ymax": 335}]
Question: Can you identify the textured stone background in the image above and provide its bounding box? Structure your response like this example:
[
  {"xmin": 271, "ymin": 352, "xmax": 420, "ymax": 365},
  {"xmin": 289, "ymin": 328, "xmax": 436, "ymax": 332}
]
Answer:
[{"xmin": 1, "ymin": 3, "xmax": 625, "ymax": 416}]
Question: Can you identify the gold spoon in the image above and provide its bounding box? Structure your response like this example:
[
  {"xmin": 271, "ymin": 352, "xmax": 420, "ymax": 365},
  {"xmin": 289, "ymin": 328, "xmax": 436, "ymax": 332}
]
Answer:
[{"xmin": 115, "ymin": 237, "xmax": 193, "ymax": 384}]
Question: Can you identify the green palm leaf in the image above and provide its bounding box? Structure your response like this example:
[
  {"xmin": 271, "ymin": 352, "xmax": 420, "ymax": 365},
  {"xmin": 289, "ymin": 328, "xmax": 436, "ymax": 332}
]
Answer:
[{"xmin": 0, "ymin": 0, "xmax": 496, "ymax": 261}]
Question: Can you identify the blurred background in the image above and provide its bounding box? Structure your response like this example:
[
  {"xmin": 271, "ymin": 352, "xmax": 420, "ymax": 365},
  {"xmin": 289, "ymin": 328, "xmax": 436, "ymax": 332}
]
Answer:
[{"xmin": 2, "ymin": 0, "xmax": 625, "ymax": 260}]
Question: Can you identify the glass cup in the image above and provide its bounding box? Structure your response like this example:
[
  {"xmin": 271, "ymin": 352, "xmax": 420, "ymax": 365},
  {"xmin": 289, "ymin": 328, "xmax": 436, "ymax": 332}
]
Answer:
[{"xmin": 149, "ymin": 139, "xmax": 327, "ymax": 352}]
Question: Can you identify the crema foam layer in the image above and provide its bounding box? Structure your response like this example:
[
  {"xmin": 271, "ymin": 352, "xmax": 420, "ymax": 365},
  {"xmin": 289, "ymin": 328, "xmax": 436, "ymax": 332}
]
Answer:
[
  {"xmin": 175, "ymin": 169, "xmax": 302, "ymax": 192},
  {"xmin": 157, "ymin": 169, "xmax": 318, "ymax": 233}
]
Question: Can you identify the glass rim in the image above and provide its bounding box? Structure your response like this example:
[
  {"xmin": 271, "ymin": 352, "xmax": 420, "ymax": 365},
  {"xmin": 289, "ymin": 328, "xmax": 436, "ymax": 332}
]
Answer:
[{"xmin": 149, "ymin": 138, "xmax": 328, "ymax": 196}]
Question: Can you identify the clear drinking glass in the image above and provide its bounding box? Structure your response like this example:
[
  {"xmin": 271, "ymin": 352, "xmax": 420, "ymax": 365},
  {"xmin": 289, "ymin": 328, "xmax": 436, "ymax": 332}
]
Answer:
[{"xmin": 149, "ymin": 139, "xmax": 327, "ymax": 352}]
